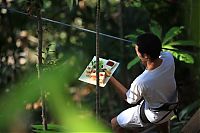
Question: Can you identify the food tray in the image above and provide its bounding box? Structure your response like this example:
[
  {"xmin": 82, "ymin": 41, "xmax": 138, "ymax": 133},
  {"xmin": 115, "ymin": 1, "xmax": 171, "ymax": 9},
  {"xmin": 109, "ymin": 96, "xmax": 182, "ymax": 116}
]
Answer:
[{"xmin": 78, "ymin": 56, "xmax": 119, "ymax": 87}]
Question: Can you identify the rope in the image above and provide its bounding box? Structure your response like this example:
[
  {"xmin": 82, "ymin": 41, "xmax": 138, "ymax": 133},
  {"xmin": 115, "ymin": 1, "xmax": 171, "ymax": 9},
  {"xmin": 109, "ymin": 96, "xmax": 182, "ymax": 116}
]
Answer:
[{"xmin": 0, "ymin": 5, "xmax": 133, "ymax": 43}]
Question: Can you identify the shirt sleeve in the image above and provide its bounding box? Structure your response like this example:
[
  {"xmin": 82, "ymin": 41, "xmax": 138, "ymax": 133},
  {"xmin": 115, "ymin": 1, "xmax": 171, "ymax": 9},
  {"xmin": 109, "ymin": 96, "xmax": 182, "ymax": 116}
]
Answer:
[{"xmin": 126, "ymin": 82, "xmax": 143, "ymax": 104}]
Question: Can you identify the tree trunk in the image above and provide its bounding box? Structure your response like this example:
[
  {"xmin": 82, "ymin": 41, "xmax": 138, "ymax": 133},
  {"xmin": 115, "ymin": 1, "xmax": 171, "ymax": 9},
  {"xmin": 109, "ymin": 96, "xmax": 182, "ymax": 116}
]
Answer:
[{"xmin": 118, "ymin": 0, "xmax": 130, "ymax": 88}]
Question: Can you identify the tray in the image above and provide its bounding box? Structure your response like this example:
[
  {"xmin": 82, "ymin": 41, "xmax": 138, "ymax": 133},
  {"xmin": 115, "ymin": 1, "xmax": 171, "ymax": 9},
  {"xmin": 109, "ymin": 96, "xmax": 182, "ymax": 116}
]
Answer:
[{"xmin": 78, "ymin": 56, "xmax": 119, "ymax": 87}]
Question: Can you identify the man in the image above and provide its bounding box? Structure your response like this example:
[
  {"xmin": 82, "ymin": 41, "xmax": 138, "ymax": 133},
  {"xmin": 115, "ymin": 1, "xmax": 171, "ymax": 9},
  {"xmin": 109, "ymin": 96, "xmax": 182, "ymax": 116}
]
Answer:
[{"xmin": 109, "ymin": 33, "xmax": 178, "ymax": 133}]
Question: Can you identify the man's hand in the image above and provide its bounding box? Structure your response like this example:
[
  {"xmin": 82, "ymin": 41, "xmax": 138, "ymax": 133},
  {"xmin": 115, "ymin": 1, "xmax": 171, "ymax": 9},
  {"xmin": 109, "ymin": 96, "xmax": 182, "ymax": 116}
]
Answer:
[{"xmin": 103, "ymin": 69, "xmax": 111, "ymax": 77}]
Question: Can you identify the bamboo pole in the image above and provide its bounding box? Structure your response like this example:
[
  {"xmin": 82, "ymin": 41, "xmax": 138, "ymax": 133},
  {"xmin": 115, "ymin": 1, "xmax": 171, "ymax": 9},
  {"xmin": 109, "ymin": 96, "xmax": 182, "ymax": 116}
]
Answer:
[
  {"xmin": 95, "ymin": 0, "xmax": 101, "ymax": 119},
  {"xmin": 36, "ymin": 4, "xmax": 47, "ymax": 131}
]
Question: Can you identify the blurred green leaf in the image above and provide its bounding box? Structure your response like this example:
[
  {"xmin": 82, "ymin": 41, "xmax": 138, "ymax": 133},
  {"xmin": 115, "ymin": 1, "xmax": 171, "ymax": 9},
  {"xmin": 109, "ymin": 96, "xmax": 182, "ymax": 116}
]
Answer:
[
  {"xmin": 67, "ymin": 0, "xmax": 78, "ymax": 11},
  {"xmin": 0, "ymin": 54, "xmax": 111, "ymax": 132},
  {"xmin": 162, "ymin": 26, "xmax": 184, "ymax": 45},
  {"xmin": 136, "ymin": 29, "xmax": 145, "ymax": 34},
  {"xmin": 179, "ymin": 99, "xmax": 200, "ymax": 120},
  {"xmin": 127, "ymin": 57, "xmax": 140, "ymax": 70},
  {"xmin": 133, "ymin": 0, "xmax": 142, "ymax": 8},
  {"xmin": 125, "ymin": 34, "xmax": 137, "ymax": 42},
  {"xmin": 124, "ymin": 0, "xmax": 142, "ymax": 8},
  {"xmin": 149, "ymin": 20, "xmax": 162, "ymax": 40}
]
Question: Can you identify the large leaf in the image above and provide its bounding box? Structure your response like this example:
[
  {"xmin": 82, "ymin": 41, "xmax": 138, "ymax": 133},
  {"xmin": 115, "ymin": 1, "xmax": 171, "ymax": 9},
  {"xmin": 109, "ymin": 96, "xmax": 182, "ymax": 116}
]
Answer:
[
  {"xmin": 172, "ymin": 51, "xmax": 194, "ymax": 64},
  {"xmin": 162, "ymin": 45, "xmax": 194, "ymax": 64},
  {"xmin": 167, "ymin": 40, "xmax": 197, "ymax": 47},
  {"xmin": 149, "ymin": 20, "xmax": 162, "ymax": 40},
  {"xmin": 162, "ymin": 26, "xmax": 184, "ymax": 45},
  {"xmin": 127, "ymin": 57, "xmax": 140, "ymax": 69}
]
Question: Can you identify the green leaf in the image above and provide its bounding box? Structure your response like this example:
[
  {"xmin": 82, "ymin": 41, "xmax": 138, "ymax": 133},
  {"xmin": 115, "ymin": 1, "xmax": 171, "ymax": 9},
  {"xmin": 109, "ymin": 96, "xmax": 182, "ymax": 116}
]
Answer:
[
  {"xmin": 133, "ymin": 0, "xmax": 142, "ymax": 8},
  {"xmin": 167, "ymin": 40, "xmax": 197, "ymax": 47},
  {"xmin": 127, "ymin": 57, "xmax": 140, "ymax": 69},
  {"xmin": 171, "ymin": 52, "xmax": 194, "ymax": 64},
  {"xmin": 125, "ymin": 34, "xmax": 137, "ymax": 42},
  {"xmin": 162, "ymin": 45, "xmax": 194, "ymax": 64},
  {"xmin": 149, "ymin": 20, "xmax": 162, "ymax": 40},
  {"xmin": 162, "ymin": 45, "xmax": 179, "ymax": 51},
  {"xmin": 178, "ymin": 53, "xmax": 194, "ymax": 64},
  {"xmin": 162, "ymin": 26, "xmax": 184, "ymax": 45},
  {"xmin": 136, "ymin": 29, "xmax": 145, "ymax": 34},
  {"xmin": 67, "ymin": 0, "xmax": 78, "ymax": 11},
  {"xmin": 179, "ymin": 99, "xmax": 200, "ymax": 120}
]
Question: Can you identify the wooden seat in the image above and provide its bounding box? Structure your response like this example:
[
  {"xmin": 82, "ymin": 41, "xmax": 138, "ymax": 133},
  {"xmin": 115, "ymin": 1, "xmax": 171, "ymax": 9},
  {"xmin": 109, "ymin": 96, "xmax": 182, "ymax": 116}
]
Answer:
[
  {"xmin": 181, "ymin": 108, "xmax": 200, "ymax": 133},
  {"xmin": 142, "ymin": 108, "xmax": 200, "ymax": 133},
  {"xmin": 155, "ymin": 121, "xmax": 170, "ymax": 133}
]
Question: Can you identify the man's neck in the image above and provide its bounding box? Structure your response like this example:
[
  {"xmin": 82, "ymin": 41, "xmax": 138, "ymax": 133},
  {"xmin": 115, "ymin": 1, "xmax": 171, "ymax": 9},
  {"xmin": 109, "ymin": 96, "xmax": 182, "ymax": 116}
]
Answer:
[{"xmin": 146, "ymin": 58, "xmax": 163, "ymax": 70}]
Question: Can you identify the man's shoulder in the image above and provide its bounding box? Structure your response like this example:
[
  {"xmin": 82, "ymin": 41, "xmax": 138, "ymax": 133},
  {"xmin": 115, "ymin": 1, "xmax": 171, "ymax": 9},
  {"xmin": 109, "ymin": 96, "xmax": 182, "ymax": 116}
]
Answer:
[
  {"xmin": 160, "ymin": 51, "xmax": 173, "ymax": 59},
  {"xmin": 160, "ymin": 51, "xmax": 175, "ymax": 66},
  {"xmin": 132, "ymin": 73, "xmax": 148, "ymax": 87}
]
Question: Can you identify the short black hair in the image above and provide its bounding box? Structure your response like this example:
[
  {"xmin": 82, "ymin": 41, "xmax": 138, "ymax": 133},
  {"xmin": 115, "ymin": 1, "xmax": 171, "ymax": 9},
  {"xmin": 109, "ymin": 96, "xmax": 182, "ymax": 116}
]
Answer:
[{"xmin": 136, "ymin": 33, "xmax": 162, "ymax": 60}]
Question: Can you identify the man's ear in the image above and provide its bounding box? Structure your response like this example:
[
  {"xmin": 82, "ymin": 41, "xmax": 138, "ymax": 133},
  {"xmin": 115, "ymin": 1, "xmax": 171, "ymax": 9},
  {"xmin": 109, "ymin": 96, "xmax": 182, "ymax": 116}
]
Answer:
[{"xmin": 143, "ymin": 53, "xmax": 149, "ymax": 59}]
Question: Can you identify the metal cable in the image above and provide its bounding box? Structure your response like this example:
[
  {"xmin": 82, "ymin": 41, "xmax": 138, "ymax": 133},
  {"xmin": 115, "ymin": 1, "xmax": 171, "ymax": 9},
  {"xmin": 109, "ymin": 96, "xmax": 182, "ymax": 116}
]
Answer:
[
  {"xmin": 0, "ymin": 6, "xmax": 185, "ymax": 53},
  {"xmin": 0, "ymin": 6, "xmax": 133, "ymax": 43}
]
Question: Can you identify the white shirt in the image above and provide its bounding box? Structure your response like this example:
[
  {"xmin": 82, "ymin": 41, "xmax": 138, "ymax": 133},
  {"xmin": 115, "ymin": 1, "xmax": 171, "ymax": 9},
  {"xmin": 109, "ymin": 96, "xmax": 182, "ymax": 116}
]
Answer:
[{"xmin": 126, "ymin": 51, "xmax": 177, "ymax": 123}]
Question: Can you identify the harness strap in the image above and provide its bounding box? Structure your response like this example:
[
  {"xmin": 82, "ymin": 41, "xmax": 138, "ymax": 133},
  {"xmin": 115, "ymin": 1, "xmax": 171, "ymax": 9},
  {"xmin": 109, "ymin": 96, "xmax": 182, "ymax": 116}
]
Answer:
[
  {"xmin": 154, "ymin": 110, "xmax": 172, "ymax": 124},
  {"xmin": 150, "ymin": 102, "xmax": 178, "ymax": 112},
  {"xmin": 140, "ymin": 102, "xmax": 178, "ymax": 124},
  {"xmin": 140, "ymin": 101, "xmax": 151, "ymax": 123}
]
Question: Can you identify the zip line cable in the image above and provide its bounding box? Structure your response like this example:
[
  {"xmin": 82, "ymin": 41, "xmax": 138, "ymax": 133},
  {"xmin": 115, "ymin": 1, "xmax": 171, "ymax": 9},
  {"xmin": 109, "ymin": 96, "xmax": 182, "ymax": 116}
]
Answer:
[
  {"xmin": 0, "ymin": 6, "xmax": 187, "ymax": 53},
  {"xmin": 1, "ymin": 6, "xmax": 133, "ymax": 44}
]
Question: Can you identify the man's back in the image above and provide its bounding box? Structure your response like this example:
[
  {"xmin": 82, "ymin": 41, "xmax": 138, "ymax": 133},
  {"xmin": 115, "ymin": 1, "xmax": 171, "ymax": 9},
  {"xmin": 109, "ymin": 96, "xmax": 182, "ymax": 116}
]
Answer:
[
  {"xmin": 136, "ymin": 51, "xmax": 177, "ymax": 108},
  {"xmin": 133, "ymin": 51, "xmax": 177, "ymax": 123}
]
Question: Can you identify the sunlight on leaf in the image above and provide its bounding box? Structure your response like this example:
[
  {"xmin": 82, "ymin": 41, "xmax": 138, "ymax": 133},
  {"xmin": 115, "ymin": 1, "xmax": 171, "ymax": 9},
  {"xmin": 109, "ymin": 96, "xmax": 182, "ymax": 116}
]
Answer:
[
  {"xmin": 167, "ymin": 40, "xmax": 197, "ymax": 47},
  {"xmin": 163, "ymin": 45, "xmax": 194, "ymax": 64}
]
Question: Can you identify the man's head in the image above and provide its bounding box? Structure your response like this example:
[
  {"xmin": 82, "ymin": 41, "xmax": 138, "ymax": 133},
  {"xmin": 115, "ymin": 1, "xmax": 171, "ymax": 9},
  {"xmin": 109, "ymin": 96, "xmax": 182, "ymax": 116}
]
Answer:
[{"xmin": 135, "ymin": 33, "xmax": 162, "ymax": 61}]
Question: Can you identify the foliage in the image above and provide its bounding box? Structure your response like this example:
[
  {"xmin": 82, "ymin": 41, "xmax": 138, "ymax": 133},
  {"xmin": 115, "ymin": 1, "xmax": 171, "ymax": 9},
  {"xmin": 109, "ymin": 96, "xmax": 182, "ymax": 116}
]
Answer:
[
  {"xmin": 0, "ymin": 0, "xmax": 199, "ymax": 132},
  {"xmin": 32, "ymin": 124, "xmax": 66, "ymax": 132},
  {"xmin": 171, "ymin": 99, "xmax": 200, "ymax": 133},
  {"xmin": 0, "ymin": 53, "xmax": 110, "ymax": 132},
  {"xmin": 126, "ymin": 20, "xmax": 197, "ymax": 69}
]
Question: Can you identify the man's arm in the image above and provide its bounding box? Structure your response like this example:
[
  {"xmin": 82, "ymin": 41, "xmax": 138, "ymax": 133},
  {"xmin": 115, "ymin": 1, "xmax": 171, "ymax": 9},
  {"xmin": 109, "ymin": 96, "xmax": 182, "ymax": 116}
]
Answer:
[{"xmin": 109, "ymin": 76, "xmax": 128, "ymax": 100}]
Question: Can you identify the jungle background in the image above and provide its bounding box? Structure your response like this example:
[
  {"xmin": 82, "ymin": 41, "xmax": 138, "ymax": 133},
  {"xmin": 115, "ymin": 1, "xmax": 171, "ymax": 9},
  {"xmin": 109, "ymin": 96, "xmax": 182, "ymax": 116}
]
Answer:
[{"xmin": 0, "ymin": 0, "xmax": 200, "ymax": 132}]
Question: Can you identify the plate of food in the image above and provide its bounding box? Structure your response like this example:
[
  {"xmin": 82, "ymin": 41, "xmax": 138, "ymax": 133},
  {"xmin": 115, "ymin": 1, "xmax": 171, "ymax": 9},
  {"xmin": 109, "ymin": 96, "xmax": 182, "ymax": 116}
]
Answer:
[{"xmin": 78, "ymin": 56, "xmax": 119, "ymax": 87}]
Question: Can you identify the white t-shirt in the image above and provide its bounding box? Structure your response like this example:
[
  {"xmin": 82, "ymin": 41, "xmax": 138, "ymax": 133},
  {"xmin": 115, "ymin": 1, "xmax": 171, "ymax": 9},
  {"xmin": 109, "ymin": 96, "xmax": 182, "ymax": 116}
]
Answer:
[{"xmin": 126, "ymin": 51, "xmax": 178, "ymax": 123}]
